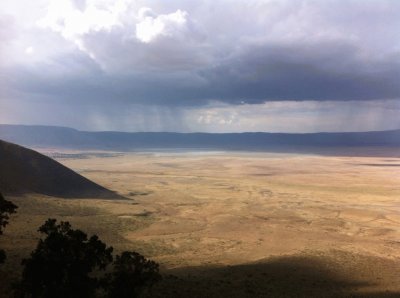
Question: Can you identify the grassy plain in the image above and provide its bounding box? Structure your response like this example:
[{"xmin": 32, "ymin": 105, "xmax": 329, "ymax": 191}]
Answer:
[{"xmin": 1, "ymin": 150, "xmax": 400, "ymax": 297}]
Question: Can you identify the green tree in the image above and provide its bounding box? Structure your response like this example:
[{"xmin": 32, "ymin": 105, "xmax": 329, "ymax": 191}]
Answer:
[
  {"xmin": 0, "ymin": 191, "xmax": 17, "ymax": 264},
  {"xmin": 18, "ymin": 219, "xmax": 113, "ymax": 298},
  {"xmin": 107, "ymin": 251, "xmax": 161, "ymax": 298}
]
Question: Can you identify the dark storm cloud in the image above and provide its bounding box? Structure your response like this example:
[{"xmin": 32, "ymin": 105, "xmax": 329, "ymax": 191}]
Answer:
[
  {"xmin": 1, "ymin": 0, "xmax": 399, "ymax": 107},
  {"xmin": 8, "ymin": 40, "xmax": 400, "ymax": 106},
  {"xmin": 201, "ymin": 42, "xmax": 400, "ymax": 103}
]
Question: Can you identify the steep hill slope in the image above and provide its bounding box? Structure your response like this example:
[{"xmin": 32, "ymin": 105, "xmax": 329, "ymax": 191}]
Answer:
[{"xmin": 0, "ymin": 139, "xmax": 122, "ymax": 199}]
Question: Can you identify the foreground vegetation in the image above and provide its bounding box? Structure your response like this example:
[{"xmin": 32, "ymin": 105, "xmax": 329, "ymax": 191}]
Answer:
[
  {"xmin": 0, "ymin": 192, "xmax": 17, "ymax": 264},
  {"xmin": 0, "ymin": 192, "xmax": 161, "ymax": 298}
]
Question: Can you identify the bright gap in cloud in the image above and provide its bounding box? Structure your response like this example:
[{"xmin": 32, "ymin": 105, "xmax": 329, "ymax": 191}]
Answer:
[{"xmin": 135, "ymin": 8, "xmax": 188, "ymax": 43}]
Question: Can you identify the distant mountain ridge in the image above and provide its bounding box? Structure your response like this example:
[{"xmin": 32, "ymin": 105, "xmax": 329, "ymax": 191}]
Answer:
[
  {"xmin": 0, "ymin": 139, "xmax": 123, "ymax": 198},
  {"xmin": 0, "ymin": 124, "xmax": 399, "ymax": 152}
]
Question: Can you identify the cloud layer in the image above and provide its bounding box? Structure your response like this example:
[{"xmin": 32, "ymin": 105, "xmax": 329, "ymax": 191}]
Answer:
[{"xmin": 1, "ymin": 0, "xmax": 400, "ymax": 131}]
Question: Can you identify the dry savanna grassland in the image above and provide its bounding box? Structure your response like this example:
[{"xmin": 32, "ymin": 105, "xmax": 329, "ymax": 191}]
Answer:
[{"xmin": 1, "ymin": 150, "xmax": 400, "ymax": 297}]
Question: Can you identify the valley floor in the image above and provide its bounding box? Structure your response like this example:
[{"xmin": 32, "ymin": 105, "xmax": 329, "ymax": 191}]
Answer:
[{"xmin": 1, "ymin": 151, "xmax": 400, "ymax": 297}]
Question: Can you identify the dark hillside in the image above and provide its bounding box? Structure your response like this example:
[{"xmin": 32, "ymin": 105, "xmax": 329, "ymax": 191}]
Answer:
[{"xmin": 0, "ymin": 139, "xmax": 122, "ymax": 199}]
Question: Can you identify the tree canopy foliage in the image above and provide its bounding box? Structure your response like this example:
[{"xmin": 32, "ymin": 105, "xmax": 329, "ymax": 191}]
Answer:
[
  {"xmin": 107, "ymin": 251, "xmax": 161, "ymax": 298},
  {"xmin": 18, "ymin": 219, "xmax": 113, "ymax": 298},
  {"xmin": 0, "ymin": 191, "xmax": 17, "ymax": 235},
  {"xmin": 17, "ymin": 219, "xmax": 161, "ymax": 298},
  {"xmin": 0, "ymin": 191, "xmax": 17, "ymax": 264}
]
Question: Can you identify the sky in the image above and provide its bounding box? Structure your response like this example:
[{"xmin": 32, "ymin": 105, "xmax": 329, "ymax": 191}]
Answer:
[{"xmin": 1, "ymin": 0, "xmax": 399, "ymax": 133}]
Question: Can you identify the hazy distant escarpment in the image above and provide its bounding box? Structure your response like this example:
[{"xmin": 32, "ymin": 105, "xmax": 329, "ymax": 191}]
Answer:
[
  {"xmin": 0, "ymin": 139, "xmax": 122, "ymax": 199},
  {"xmin": 0, "ymin": 124, "xmax": 400, "ymax": 154}
]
